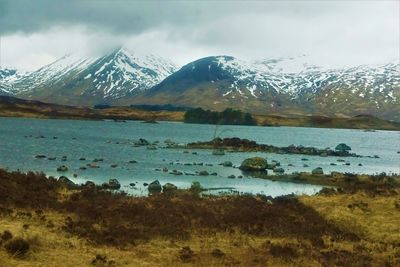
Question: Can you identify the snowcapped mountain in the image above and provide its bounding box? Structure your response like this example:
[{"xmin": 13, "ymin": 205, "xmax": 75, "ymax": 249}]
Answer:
[
  {"xmin": 0, "ymin": 69, "xmax": 26, "ymax": 95},
  {"xmin": 131, "ymin": 56, "xmax": 400, "ymax": 121},
  {"xmin": 1, "ymin": 51, "xmax": 398, "ymax": 121},
  {"xmin": 1, "ymin": 48, "xmax": 178, "ymax": 105}
]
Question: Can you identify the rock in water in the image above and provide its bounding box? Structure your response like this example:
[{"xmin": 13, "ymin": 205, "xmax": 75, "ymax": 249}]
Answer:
[
  {"xmin": 273, "ymin": 167, "xmax": 285, "ymax": 174},
  {"xmin": 57, "ymin": 165, "xmax": 68, "ymax": 172},
  {"xmin": 198, "ymin": 171, "xmax": 209, "ymax": 176},
  {"xmin": 335, "ymin": 143, "xmax": 352, "ymax": 152},
  {"xmin": 162, "ymin": 183, "xmax": 178, "ymax": 194},
  {"xmin": 108, "ymin": 179, "xmax": 121, "ymax": 190},
  {"xmin": 239, "ymin": 157, "xmax": 267, "ymax": 171},
  {"xmin": 148, "ymin": 180, "xmax": 162, "ymax": 194},
  {"xmin": 312, "ymin": 167, "xmax": 324, "ymax": 175},
  {"xmin": 221, "ymin": 161, "xmax": 233, "ymax": 167}
]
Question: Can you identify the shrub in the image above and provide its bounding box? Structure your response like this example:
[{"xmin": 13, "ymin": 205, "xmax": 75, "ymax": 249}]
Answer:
[
  {"xmin": 189, "ymin": 181, "xmax": 203, "ymax": 195},
  {"xmin": 1, "ymin": 230, "xmax": 13, "ymax": 241},
  {"xmin": 4, "ymin": 237, "xmax": 30, "ymax": 257}
]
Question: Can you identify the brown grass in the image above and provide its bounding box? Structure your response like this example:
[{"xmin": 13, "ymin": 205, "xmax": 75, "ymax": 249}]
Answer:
[{"xmin": 1, "ymin": 169, "xmax": 400, "ymax": 266}]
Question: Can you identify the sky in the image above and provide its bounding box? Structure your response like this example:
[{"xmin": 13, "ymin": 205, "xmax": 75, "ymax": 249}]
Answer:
[{"xmin": 0, "ymin": 0, "xmax": 399, "ymax": 71}]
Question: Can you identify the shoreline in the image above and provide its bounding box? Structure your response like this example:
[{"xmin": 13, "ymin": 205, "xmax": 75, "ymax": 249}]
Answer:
[{"xmin": 1, "ymin": 96, "xmax": 400, "ymax": 131}]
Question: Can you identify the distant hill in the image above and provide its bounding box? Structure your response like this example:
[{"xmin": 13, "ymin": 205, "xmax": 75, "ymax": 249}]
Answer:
[{"xmin": 1, "ymin": 96, "xmax": 399, "ymax": 130}]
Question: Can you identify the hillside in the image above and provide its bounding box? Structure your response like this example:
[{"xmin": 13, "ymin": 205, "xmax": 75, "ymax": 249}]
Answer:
[
  {"xmin": 129, "ymin": 56, "xmax": 400, "ymax": 121},
  {"xmin": 1, "ymin": 48, "xmax": 177, "ymax": 106},
  {"xmin": 1, "ymin": 96, "xmax": 399, "ymax": 130}
]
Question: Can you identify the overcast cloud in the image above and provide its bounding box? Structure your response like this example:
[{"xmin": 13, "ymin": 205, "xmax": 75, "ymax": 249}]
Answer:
[{"xmin": 0, "ymin": 0, "xmax": 398, "ymax": 71}]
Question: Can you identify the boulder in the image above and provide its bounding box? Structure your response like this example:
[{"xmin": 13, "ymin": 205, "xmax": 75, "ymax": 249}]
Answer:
[
  {"xmin": 56, "ymin": 165, "xmax": 68, "ymax": 172},
  {"xmin": 239, "ymin": 157, "xmax": 267, "ymax": 171},
  {"xmin": 108, "ymin": 178, "xmax": 121, "ymax": 190},
  {"xmin": 335, "ymin": 143, "xmax": 352, "ymax": 152},
  {"xmin": 312, "ymin": 167, "xmax": 324, "ymax": 175},
  {"xmin": 58, "ymin": 176, "xmax": 76, "ymax": 188},
  {"xmin": 273, "ymin": 167, "xmax": 285, "ymax": 174},
  {"xmin": 162, "ymin": 183, "xmax": 178, "ymax": 194},
  {"xmin": 35, "ymin": 155, "xmax": 46, "ymax": 159},
  {"xmin": 134, "ymin": 138, "xmax": 150, "ymax": 146},
  {"xmin": 148, "ymin": 180, "xmax": 162, "ymax": 194},
  {"xmin": 221, "ymin": 161, "xmax": 233, "ymax": 167},
  {"xmin": 198, "ymin": 171, "xmax": 209, "ymax": 176},
  {"xmin": 266, "ymin": 163, "xmax": 277, "ymax": 169}
]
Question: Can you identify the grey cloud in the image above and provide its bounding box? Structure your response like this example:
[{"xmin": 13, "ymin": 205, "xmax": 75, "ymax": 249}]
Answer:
[
  {"xmin": 0, "ymin": 0, "xmax": 348, "ymax": 35},
  {"xmin": 0, "ymin": 0, "xmax": 398, "ymax": 70}
]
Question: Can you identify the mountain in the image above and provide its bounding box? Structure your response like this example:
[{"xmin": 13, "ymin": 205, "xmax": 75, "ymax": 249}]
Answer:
[
  {"xmin": 0, "ymin": 69, "xmax": 26, "ymax": 95},
  {"xmin": 1, "ymin": 52, "xmax": 399, "ymax": 121},
  {"xmin": 1, "ymin": 48, "xmax": 178, "ymax": 106},
  {"xmin": 130, "ymin": 56, "xmax": 400, "ymax": 121}
]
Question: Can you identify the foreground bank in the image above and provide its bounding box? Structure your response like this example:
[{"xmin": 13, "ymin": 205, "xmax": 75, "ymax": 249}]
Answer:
[{"xmin": 0, "ymin": 169, "xmax": 399, "ymax": 266}]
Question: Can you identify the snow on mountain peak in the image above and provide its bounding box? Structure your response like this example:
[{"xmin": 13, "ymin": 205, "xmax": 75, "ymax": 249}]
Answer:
[{"xmin": 1, "ymin": 48, "xmax": 178, "ymax": 99}]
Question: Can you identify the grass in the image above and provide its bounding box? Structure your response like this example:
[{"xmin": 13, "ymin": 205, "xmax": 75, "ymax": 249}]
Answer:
[{"xmin": 1, "ymin": 169, "xmax": 400, "ymax": 266}]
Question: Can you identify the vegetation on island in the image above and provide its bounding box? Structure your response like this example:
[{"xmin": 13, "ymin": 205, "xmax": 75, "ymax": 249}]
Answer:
[{"xmin": 184, "ymin": 108, "xmax": 257, "ymax": 125}]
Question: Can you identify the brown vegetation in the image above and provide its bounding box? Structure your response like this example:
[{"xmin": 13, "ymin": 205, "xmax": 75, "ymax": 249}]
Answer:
[
  {"xmin": 1, "ymin": 168, "xmax": 400, "ymax": 266},
  {"xmin": 1, "ymin": 96, "xmax": 400, "ymax": 130}
]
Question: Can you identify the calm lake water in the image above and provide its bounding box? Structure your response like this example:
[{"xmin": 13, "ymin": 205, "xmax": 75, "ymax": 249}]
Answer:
[{"xmin": 0, "ymin": 117, "xmax": 399, "ymax": 196}]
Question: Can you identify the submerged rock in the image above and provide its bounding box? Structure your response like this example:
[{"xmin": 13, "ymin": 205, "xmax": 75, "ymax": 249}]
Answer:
[
  {"xmin": 87, "ymin": 163, "xmax": 100, "ymax": 168},
  {"xmin": 239, "ymin": 157, "xmax": 267, "ymax": 171},
  {"xmin": 198, "ymin": 171, "xmax": 209, "ymax": 176},
  {"xmin": 35, "ymin": 155, "xmax": 46, "ymax": 159},
  {"xmin": 312, "ymin": 167, "xmax": 324, "ymax": 175},
  {"xmin": 220, "ymin": 161, "xmax": 233, "ymax": 167},
  {"xmin": 56, "ymin": 165, "xmax": 68, "ymax": 172},
  {"xmin": 212, "ymin": 149, "xmax": 225, "ymax": 155},
  {"xmin": 134, "ymin": 138, "xmax": 150, "ymax": 146},
  {"xmin": 148, "ymin": 180, "xmax": 162, "ymax": 194}
]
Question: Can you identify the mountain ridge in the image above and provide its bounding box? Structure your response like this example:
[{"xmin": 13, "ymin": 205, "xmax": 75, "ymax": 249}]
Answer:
[{"xmin": 0, "ymin": 51, "xmax": 399, "ymax": 121}]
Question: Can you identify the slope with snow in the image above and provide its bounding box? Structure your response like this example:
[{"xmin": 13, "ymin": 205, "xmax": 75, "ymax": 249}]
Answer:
[{"xmin": 1, "ymin": 48, "xmax": 178, "ymax": 105}]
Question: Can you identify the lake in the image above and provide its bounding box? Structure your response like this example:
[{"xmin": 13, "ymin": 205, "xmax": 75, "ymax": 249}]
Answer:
[{"xmin": 0, "ymin": 117, "xmax": 399, "ymax": 196}]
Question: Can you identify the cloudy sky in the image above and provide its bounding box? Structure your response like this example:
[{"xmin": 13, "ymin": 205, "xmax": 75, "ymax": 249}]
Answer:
[{"xmin": 0, "ymin": 0, "xmax": 398, "ymax": 71}]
